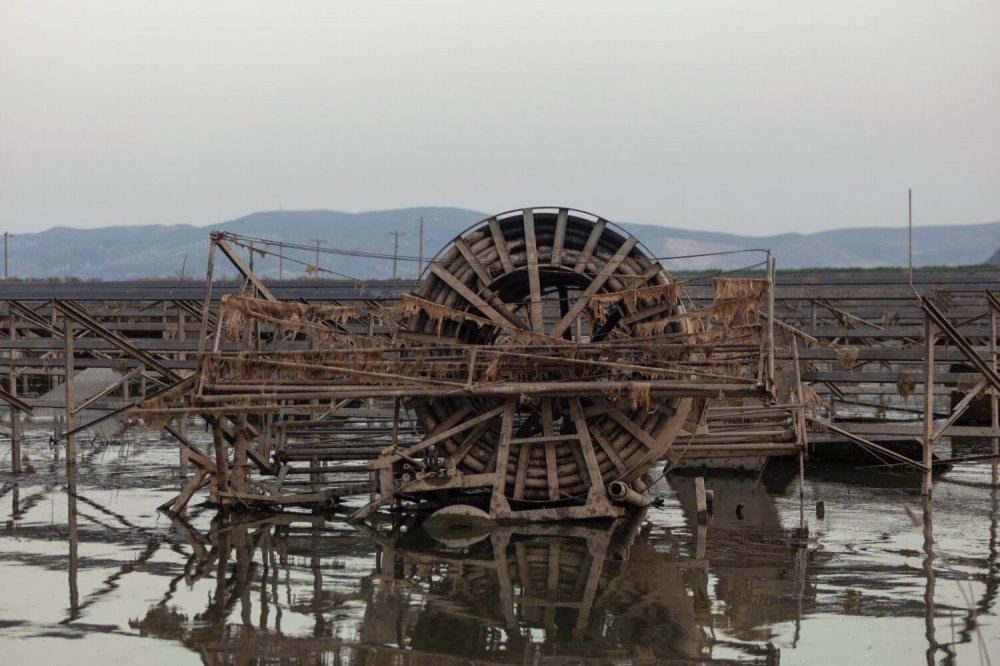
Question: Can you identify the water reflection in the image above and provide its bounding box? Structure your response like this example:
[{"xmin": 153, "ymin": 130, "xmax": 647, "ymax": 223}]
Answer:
[
  {"xmin": 120, "ymin": 476, "xmax": 820, "ymax": 664},
  {"xmin": 4, "ymin": 430, "xmax": 999, "ymax": 664}
]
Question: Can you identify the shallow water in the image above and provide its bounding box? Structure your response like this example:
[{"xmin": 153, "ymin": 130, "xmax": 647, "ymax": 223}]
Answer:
[{"xmin": 1, "ymin": 426, "xmax": 998, "ymax": 664}]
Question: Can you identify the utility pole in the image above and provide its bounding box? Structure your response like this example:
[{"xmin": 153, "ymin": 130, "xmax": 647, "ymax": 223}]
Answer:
[
  {"xmin": 311, "ymin": 239, "xmax": 323, "ymax": 280},
  {"xmin": 389, "ymin": 231, "xmax": 404, "ymax": 282},
  {"xmin": 418, "ymin": 216, "xmax": 424, "ymax": 278},
  {"xmin": 4, "ymin": 232, "xmax": 10, "ymax": 280}
]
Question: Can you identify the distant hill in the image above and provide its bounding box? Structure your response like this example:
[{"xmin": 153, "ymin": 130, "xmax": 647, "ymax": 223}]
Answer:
[
  {"xmin": 986, "ymin": 248, "xmax": 1000, "ymax": 266},
  {"xmin": 5, "ymin": 207, "xmax": 999, "ymax": 280}
]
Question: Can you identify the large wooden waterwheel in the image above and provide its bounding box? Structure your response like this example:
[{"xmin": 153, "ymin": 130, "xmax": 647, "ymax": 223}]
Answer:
[{"xmin": 404, "ymin": 208, "xmax": 692, "ymax": 518}]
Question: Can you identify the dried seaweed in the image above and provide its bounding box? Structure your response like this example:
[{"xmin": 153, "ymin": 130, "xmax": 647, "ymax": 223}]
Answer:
[
  {"xmin": 897, "ymin": 373, "xmax": 917, "ymax": 400},
  {"xmin": 835, "ymin": 347, "xmax": 859, "ymax": 370}
]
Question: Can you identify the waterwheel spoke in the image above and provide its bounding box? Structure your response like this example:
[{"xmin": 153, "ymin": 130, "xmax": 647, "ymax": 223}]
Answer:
[
  {"xmin": 428, "ymin": 263, "xmax": 527, "ymax": 334},
  {"xmin": 452, "ymin": 237, "xmax": 528, "ymax": 329},
  {"xmin": 550, "ymin": 208, "xmax": 568, "ymax": 267},
  {"xmin": 568, "ymin": 398, "xmax": 605, "ymax": 490},
  {"xmin": 542, "ymin": 398, "xmax": 560, "ymax": 500},
  {"xmin": 550, "ymin": 236, "xmax": 639, "ymax": 339},
  {"xmin": 574, "ymin": 217, "xmax": 607, "ymax": 273},
  {"xmin": 524, "ymin": 209, "xmax": 545, "ymax": 335},
  {"xmin": 488, "ymin": 216, "xmax": 515, "ymax": 274},
  {"xmin": 513, "ymin": 441, "xmax": 531, "ymax": 499}
]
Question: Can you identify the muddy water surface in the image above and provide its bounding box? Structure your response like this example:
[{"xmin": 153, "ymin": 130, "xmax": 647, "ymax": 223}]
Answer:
[{"xmin": 1, "ymin": 426, "xmax": 998, "ymax": 664}]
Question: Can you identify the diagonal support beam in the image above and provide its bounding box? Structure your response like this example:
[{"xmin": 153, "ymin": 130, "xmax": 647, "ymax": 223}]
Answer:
[
  {"xmin": 212, "ymin": 234, "xmax": 277, "ymax": 301},
  {"xmin": 806, "ymin": 415, "xmax": 929, "ymax": 471},
  {"xmin": 53, "ymin": 300, "xmax": 180, "ymax": 382},
  {"xmin": 0, "ymin": 385, "xmax": 33, "ymax": 414},
  {"xmin": 550, "ymin": 236, "xmax": 638, "ymax": 339},
  {"xmin": 919, "ymin": 296, "xmax": 1000, "ymax": 393},
  {"xmin": 428, "ymin": 263, "xmax": 530, "ymax": 335}
]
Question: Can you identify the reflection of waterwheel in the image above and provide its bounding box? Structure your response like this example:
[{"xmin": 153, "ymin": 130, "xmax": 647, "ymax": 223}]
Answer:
[{"xmin": 407, "ymin": 208, "xmax": 692, "ymax": 511}]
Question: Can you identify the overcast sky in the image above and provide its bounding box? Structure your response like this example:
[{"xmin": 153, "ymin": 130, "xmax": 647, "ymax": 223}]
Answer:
[{"xmin": 1, "ymin": 1, "xmax": 998, "ymax": 237}]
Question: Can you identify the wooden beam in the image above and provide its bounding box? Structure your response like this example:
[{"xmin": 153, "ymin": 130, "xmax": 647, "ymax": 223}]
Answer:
[
  {"xmin": 551, "ymin": 208, "xmax": 568, "ymax": 267},
  {"xmin": 551, "ymin": 236, "xmax": 638, "ymax": 339},
  {"xmin": 524, "ymin": 209, "xmax": 545, "ymax": 334},
  {"xmin": 488, "ymin": 217, "xmax": 514, "ymax": 274},
  {"xmin": 574, "ymin": 218, "xmax": 607, "ymax": 273}
]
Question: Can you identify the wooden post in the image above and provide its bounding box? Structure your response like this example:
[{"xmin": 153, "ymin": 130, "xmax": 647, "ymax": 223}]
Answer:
[
  {"xmin": 792, "ymin": 337, "xmax": 806, "ymax": 499},
  {"xmin": 67, "ymin": 468, "xmax": 79, "ymax": 619},
  {"xmin": 991, "ymin": 305, "xmax": 998, "ymax": 458},
  {"xmin": 232, "ymin": 417, "xmax": 248, "ymax": 495},
  {"xmin": 390, "ymin": 398, "xmax": 400, "ymax": 451},
  {"xmin": 64, "ymin": 314, "xmax": 76, "ymax": 468},
  {"xmin": 177, "ymin": 305, "xmax": 187, "ymax": 475},
  {"xmin": 922, "ymin": 316, "xmax": 934, "ymax": 496},
  {"xmin": 212, "ymin": 422, "xmax": 229, "ymax": 502},
  {"xmin": 766, "ymin": 253, "xmax": 776, "ymax": 397},
  {"xmin": 197, "ymin": 239, "xmax": 217, "ymax": 357},
  {"xmin": 695, "ymin": 476, "xmax": 708, "ymax": 523},
  {"xmin": 9, "ymin": 310, "xmax": 21, "ymax": 473}
]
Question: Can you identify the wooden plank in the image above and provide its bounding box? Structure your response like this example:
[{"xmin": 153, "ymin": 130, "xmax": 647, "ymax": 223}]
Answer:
[
  {"xmin": 568, "ymin": 398, "xmax": 605, "ymax": 488},
  {"xmin": 574, "ymin": 218, "xmax": 607, "ymax": 272},
  {"xmin": 551, "ymin": 236, "xmax": 638, "ymax": 338},
  {"xmin": 589, "ymin": 425, "xmax": 629, "ymax": 475},
  {"xmin": 168, "ymin": 468, "xmax": 210, "ymax": 514},
  {"xmin": 488, "ymin": 217, "xmax": 514, "ymax": 274},
  {"xmin": 428, "ymin": 263, "xmax": 528, "ymax": 334},
  {"xmin": 524, "ymin": 209, "xmax": 545, "ymax": 334},
  {"xmin": 551, "ymin": 208, "xmax": 568, "ymax": 267},
  {"xmin": 454, "ymin": 236, "xmax": 493, "ymax": 287},
  {"xmin": 386, "ymin": 404, "xmax": 497, "ymax": 462},
  {"xmin": 491, "ymin": 400, "xmax": 517, "ymax": 504},
  {"xmin": 513, "ymin": 441, "xmax": 531, "ymax": 499},
  {"xmin": 541, "ymin": 399, "xmax": 560, "ymax": 501},
  {"xmin": 452, "ymin": 237, "xmax": 527, "ymax": 329}
]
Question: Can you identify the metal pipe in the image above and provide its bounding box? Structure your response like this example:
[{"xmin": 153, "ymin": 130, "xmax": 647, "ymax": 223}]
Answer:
[{"xmin": 608, "ymin": 480, "xmax": 652, "ymax": 507}]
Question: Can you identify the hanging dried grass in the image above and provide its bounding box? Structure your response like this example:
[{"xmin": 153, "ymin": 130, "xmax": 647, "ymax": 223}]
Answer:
[
  {"xmin": 897, "ymin": 373, "xmax": 917, "ymax": 400},
  {"xmin": 713, "ymin": 278, "xmax": 768, "ymax": 303},
  {"xmin": 589, "ymin": 282, "xmax": 684, "ymax": 311},
  {"xmin": 835, "ymin": 347, "xmax": 859, "ymax": 370},
  {"xmin": 799, "ymin": 382, "xmax": 826, "ymax": 409},
  {"xmin": 589, "ymin": 299, "xmax": 609, "ymax": 325},
  {"xmin": 401, "ymin": 294, "xmax": 494, "ymax": 335},
  {"xmin": 629, "ymin": 381, "xmax": 652, "ymax": 412},
  {"xmin": 482, "ymin": 355, "xmax": 502, "ymax": 383}
]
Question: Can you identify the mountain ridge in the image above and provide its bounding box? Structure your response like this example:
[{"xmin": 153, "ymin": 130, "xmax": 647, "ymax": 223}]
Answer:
[{"xmin": 6, "ymin": 207, "xmax": 999, "ymax": 280}]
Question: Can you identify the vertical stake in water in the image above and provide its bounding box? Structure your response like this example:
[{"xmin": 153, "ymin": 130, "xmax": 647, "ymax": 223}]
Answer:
[
  {"xmin": 64, "ymin": 313, "xmax": 76, "ymax": 468},
  {"xmin": 766, "ymin": 251, "xmax": 775, "ymax": 398},
  {"xmin": 922, "ymin": 315, "xmax": 934, "ymax": 496},
  {"xmin": 9, "ymin": 309, "xmax": 20, "ymax": 473},
  {"xmin": 991, "ymin": 304, "xmax": 998, "ymax": 459},
  {"xmin": 792, "ymin": 336, "xmax": 806, "ymax": 500}
]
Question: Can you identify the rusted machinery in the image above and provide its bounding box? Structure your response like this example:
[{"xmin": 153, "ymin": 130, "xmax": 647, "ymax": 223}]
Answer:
[{"xmin": 133, "ymin": 207, "xmax": 789, "ymax": 520}]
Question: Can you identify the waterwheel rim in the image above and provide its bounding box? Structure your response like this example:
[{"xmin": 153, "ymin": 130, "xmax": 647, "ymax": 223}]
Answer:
[{"xmin": 407, "ymin": 207, "xmax": 692, "ymax": 506}]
